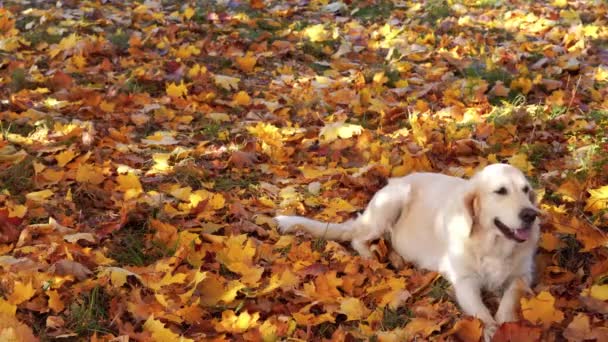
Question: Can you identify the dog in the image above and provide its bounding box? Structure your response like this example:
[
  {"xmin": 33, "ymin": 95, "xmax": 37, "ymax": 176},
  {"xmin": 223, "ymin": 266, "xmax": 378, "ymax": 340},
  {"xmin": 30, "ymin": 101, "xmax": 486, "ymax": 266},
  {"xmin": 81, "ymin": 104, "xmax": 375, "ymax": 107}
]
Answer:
[{"xmin": 275, "ymin": 164, "xmax": 540, "ymax": 340}]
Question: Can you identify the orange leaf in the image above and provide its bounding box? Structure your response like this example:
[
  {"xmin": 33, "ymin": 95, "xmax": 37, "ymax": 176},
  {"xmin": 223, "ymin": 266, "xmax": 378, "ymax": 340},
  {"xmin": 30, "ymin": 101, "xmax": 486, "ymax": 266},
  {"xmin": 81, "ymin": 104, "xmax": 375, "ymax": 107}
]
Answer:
[
  {"xmin": 521, "ymin": 291, "xmax": 564, "ymax": 328},
  {"xmin": 235, "ymin": 53, "xmax": 257, "ymax": 73},
  {"xmin": 493, "ymin": 322, "xmax": 542, "ymax": 342}
]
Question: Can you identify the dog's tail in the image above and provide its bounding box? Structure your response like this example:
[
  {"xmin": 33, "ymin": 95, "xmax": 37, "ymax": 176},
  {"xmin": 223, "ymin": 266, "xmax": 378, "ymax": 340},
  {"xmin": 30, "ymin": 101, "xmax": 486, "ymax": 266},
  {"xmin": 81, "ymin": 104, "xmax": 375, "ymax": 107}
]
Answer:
[{"xmin": 274, "ymin": 215, "xmax": 357, "ymax": 241}]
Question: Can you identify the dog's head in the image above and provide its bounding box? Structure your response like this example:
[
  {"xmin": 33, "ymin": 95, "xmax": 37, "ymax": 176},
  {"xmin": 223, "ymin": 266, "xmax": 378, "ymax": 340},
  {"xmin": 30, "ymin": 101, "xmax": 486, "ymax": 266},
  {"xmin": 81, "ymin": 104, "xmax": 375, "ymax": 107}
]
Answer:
[{"xmin": 466, "ymin": 164, "xmax": 540, "ymax": 243}]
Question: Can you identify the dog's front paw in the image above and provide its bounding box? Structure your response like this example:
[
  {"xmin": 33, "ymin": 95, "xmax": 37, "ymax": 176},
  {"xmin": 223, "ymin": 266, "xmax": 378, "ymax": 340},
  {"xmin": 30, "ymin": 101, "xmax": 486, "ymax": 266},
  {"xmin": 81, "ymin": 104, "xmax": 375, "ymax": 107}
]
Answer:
[
  {"xmin": 483, "ymin": 322, "xmax": 498, "ymax": 342},
  {"xmin": 495, "ymin": 307, "xmax": 517, "ymax": 325},
  {"xmin": 274, "ymin": 215, "xmax": 295, "ymax": 233}
]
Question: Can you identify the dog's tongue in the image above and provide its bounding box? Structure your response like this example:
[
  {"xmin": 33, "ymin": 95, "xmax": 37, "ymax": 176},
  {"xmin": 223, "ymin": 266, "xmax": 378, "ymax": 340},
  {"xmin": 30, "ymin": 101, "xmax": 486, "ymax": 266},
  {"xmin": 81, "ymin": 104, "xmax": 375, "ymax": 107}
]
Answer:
[{"xmin": 514, "ymin": 228, "xmax": 531, "ymax": 241}]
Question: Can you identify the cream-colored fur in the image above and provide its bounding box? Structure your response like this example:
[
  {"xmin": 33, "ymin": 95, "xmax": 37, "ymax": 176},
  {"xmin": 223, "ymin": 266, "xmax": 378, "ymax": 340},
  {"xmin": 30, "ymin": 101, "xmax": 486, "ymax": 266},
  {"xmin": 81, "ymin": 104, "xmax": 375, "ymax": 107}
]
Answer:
[{"xmin": 275, "ymin": 164, "xmax": 540, "ymax": 341}]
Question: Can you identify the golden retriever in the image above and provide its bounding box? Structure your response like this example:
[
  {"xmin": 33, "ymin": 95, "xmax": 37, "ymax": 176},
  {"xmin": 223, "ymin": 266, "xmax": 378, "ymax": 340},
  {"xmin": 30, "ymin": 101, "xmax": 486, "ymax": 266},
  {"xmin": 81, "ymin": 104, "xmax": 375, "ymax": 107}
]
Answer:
[{"xmin": 275, "ymin": 164, "xmax": 540, "ymax": 340}]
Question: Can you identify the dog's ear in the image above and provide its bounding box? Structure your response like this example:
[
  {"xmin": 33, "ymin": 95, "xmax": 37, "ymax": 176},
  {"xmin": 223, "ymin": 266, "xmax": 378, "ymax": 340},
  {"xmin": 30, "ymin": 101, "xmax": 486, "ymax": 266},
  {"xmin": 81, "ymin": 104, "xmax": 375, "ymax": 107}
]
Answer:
[
  {"xmin": 528, "ymin": 188, "xmax": 537, "ymax": 205},
  {"xmin": 463, "ymin": 189, "xmax": 479, "ymax": 236},
  {"xmin": 465, "ymin": 190, "xmax": 480, "ymax": 221}
]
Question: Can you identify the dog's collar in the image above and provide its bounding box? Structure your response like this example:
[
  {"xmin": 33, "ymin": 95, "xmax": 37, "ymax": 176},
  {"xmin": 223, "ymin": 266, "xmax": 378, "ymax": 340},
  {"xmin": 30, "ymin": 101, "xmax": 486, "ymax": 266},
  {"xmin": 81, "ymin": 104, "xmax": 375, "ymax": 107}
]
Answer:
[{"xmin": 493, "ymin": 218, "xmax": 527, "ymax": 243}]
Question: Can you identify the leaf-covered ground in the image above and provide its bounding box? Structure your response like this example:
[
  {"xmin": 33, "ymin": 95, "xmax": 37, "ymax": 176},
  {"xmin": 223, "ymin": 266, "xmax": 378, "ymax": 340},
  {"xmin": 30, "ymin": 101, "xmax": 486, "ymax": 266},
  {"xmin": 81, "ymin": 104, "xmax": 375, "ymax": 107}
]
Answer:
[{"xmin": 1, "ymin": 0, "xmax": 608, "ymax": 340}]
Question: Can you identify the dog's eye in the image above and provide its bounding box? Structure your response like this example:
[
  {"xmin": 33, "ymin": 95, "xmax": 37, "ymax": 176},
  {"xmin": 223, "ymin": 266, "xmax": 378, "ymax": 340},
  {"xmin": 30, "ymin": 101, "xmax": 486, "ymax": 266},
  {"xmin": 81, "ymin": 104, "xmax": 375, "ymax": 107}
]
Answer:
[
  {"xmin": 523, "ymin": 185, "xmax": 530, "ymax": 193},
  {"xmin": 495, "ymin": 187, "xmax": 508, "ymax": 195}
]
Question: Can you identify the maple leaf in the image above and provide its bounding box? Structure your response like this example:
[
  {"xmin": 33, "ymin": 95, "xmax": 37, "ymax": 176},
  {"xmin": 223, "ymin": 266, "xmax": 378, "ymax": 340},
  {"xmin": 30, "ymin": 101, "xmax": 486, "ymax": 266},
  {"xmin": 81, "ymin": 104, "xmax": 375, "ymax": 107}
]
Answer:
[
  {"xmin": 585, "ymin": 185, "xmax": 608, "ymax": 214},
  {"xmin": 214, "ymin": 310, "xmax": 260, "ymax": 334},
  {"xmin": 319, "ymin": 121, "xmax": 364, "ymax": 143},
  {"xmin": 213, "ymin": 74, "xmax": 240, "ymax": 90},
  {"xmin": 0, "ymin": 313, "xmax": 38, "ymax": 342},
  {"xmin": 215, "ymin": 234, "xmax": 264, "ymax": 286},
  {"xmin": 166, "ymin": 81, "xmax": 188, "ymax": 98},
  {"xmin": 116, "ymin": 173, "xmax": 143, "ymax": 200},
  {"xmin": 338, "ymin": 297, "xmax": 371, "ymax": 321},
  {"xmin": 521, "ymin": 291, "xmax": 564, "ymax": 328},
  {"xmin": 143, "ymin": 316, "xmax": 194, "ymax": 342},
  {"xmin": 235, "ymin": 53, "xmax": 257, "ymax": 73}
]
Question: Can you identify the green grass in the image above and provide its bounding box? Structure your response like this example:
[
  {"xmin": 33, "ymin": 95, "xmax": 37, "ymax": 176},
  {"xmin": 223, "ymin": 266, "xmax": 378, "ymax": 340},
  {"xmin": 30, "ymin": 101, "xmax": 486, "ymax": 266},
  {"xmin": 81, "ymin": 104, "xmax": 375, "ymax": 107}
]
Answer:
[
  {"xmin": 428, "ymin": 276, "xmax": 451, "ymax": 301},
  {"xmin": 312, "ymin": 237, "xmax": 327, "ymax": 253},
  {"xmin": 424, "ymin": 0, "xmax": 451, "ymax": 23},
  {"xmin": 381, "ymin": 306, "xmax": 412, "ymax": 330},
  {"xmin": 352, "ymin": 0, "xmax": 395, "ymax": 22},
  {"xmin": 10, "ymin": 68, "xmax": 28, "ymax": 91},
  {"xmin": 213, "ymin": 174, "xmax": 258, "ymax": 191},
  {"xmin": 171, "ymin": 163, "xmax": 206, "ymax": 189},
  {"xmin": 0, "ymin": 156, "xmax": 35, "ymax": 198},
  {"xmin": 463, "ymin": 62, "xmax": 513, "ymax": 87},
  {"xmin": 108, "ymin": 29, "xmax": 130, "ymax": 53},
  {"xmin": 556, "ymin": 235, "xmax": 591, "ymax": 273},
  {"xmin": 109, "ymin": 217, "xmax": 174, "ymax": 266},
  {"xmin": 66, "ymin": 286, "xmax": 115, "ymax": 336}
]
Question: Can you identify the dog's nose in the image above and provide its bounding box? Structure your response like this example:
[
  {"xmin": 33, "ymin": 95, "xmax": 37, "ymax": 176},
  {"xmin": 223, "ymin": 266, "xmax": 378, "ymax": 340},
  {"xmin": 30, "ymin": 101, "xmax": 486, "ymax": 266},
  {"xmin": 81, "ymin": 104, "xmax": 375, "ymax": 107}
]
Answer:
[{"xmin": 519, "ymin": 208, "xmax": 538, "ymax": 224}]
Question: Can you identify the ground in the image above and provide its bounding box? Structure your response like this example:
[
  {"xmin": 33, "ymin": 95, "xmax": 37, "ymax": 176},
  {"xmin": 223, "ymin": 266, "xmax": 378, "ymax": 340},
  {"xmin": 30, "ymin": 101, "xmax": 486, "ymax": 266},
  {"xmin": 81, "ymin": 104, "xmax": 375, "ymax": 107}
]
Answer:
[{"xmin": 0, "ymin": 0, "xmax": 608, "ymax": 341}]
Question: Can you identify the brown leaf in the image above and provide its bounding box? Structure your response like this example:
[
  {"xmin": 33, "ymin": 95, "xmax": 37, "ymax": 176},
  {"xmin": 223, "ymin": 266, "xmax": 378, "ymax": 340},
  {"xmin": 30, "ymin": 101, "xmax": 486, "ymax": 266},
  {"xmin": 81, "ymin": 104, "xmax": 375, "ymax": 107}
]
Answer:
[
  {"xmin": 51, "ymin": 260, "xmax": 92, "ymax": 281},
  {"xmin": 492, "ymin": 322, "xmax": 542, "ymax": 342},
  {"xmin": 229, "ymin": 151, "xmax": 258, "ymax": 168}
]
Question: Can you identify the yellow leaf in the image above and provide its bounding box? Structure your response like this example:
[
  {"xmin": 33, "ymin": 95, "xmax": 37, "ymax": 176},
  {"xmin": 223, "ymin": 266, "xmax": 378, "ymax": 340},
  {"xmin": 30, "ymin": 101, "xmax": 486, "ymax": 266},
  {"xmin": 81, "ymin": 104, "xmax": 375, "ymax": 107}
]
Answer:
[
  {"xmin": 143, "ymin": 316, "xmax": 194, "ymax": 342},
  {"xmin": 183, "ymin": 7, "xmax": 195, "ymax": 20},
  {"xmin": 99, "ymin": 267, "xmax": 141, "ymax": 288},
  {"xmin": 8, "ymin": 281, "xmax": 36, "ymax": 305},
  {"xmin": 0, "ymin": 299, "xmax": 16, "ymax": 316},
  {"xmin": 49, "ymin": 33, "xmax": 78, "ymax": 58},
  {"xmin": 168, "ymin": 186, "xmax": 192, "ymax": 202},
  {"xmin": 0, "ymin": 312, "xmax": 38, "ymax": 342},
  {"xmin": 521, "ymin": 291, "xmax": 564, "ymax": 328},
  {"xmin": 187, "ymin": 64, "xmax": 207, "ymax": 78},
  {"xmin": 99, "ymin": 100, "xmax": 115, "ymax": 113},
  {"xmin": 235, "ymin": 53, "xmax": 257, "ymax": 73},
  {"xmin": 214, "ymin": 74, "xmax": 240, "ymax": 90},
  {"xmin": 214, "ymin": 310, "xmax": 260, "ymax": 334},
  {"xmin": 190, "ymin": 189, "xmax": 225, "ymax": 210},
  {"xmin": 539, "ymin": 232, "xmax": 563, "ymax": 251},
  {"xmin": 319, "ymin": 198, "xmax": 357, "ymax": 218},
  {"xmin": 552, "ymin": 0, "xmax": 568, "ymax": 7},
  {"xmin": 70, "ymin": 54, "xmax": 87, "ymax": 70},
  {"xmin": 338, "ymin": 297, "xmax": 370, "ymax": 321},
  {"xmin": 216, "ymin": 234, "xmax": 264, "ymax": 286},
  {"xmin": 319, "ymin": 121, "xmax": 363, "ymax": 143},
  {"xmin": 7, "ymin": 204, "xmax": 26, "ymax": 219},
  {"xmin": 199, "ymin": 273, "xmax": 245, "ymax": 306},
  {"xmin": 509, "ymin": 153, "xmax": 534, "ymax": 174},
  {"xmin": 116, "ymin": 173, "xmax": 143, "ymax": 200},
  {"xmin": 178, "ymin": 270, "xmax": 207, "ymax": 302},
  {"xmin": 47, "ymin": 290, "xmax": 65, "ymax": 313},
  {"xmin": 166, "ymin": 81, "xmax": 188, "ymax": 98},
  {"xmin": 546, "ymin": 90, "xmax": 565, "ymax": 106},
  {"xmin": 585, "ymin": 185, "xmax": 608, "ymax": 214},
  {"xmin": 449, "ymin": 317, "xmax": 482, "ymax": 342},
  {"xmin": 175, "ymin": 44, "xmax": 200, "ymax": 59},
  {"xmin": 151, "ymin": 272, "xmax": 188, "ymax": 290},
  {"xmin": 55, "ymin": 149, "xmax": 77, "ymax": 167},
  {"xmin": 25, "ymin": 189, "xmax": 53, "ymax": 202},
  {"xmin": 589, "ymin": 284, "xmax": 608, "ymax": 301},
  {"xmin": 233, "ymin": 91, "xmax": 251, "ymax": 106},
  {"xmin": 510, "ymin": 77, "xmax": 533, "ymax": 94},
  {"xmin": 76, "ymin": 164, "xmax": 105, "ymax": 185},
  {"xmin": 41, "ymin": 169, "xmax": 64, "ymax": 183},
  {"xmin": 403, "ymin": 318, "xmax": 442, "ymax": 340},
  {"xmin": 304, "ymin": 24, "xmax": 330, "ymax": 42}
]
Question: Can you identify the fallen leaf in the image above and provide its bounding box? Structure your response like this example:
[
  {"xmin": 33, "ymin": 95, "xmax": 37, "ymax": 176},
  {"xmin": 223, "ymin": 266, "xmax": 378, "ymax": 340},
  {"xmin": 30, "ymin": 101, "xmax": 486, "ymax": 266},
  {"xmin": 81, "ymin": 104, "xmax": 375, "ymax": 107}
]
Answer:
[
  {"xmin": 143, "ymin": 316, "xmax": 194, "ymax": 342},
  {"xmin": 521, "ymin": 291, "xmax": 564, "ymax": 328}
]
